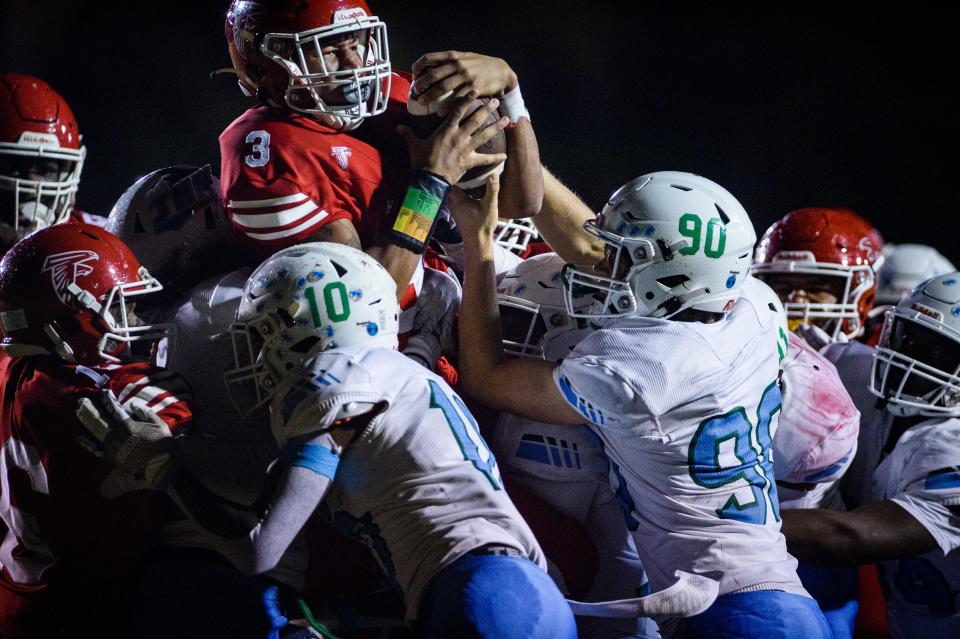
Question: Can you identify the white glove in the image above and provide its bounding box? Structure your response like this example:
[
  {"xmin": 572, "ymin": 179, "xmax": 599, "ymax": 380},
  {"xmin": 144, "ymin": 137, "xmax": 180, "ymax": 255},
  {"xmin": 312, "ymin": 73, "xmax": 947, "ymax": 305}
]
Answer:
[{"xmin": 76, "ymin": 389, "xmax": 175, "ymax": 498}]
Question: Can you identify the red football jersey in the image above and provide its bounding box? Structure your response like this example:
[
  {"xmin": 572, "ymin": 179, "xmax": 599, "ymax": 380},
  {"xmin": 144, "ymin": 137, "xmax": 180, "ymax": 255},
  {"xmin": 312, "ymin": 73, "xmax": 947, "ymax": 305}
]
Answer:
[
  {"xmin": 219, "ymin": 72, "xmax": 413, "ymax": 254},
  {"xmin": 0, "ymin": 354, "xmax": 191, "ymax": 637}
]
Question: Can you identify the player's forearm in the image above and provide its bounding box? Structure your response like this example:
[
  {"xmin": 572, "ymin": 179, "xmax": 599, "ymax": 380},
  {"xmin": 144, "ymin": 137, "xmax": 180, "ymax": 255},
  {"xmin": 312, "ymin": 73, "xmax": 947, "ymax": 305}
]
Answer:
[
  {"xmin": 498, "ymin": 119, "xmax": 543, "ymax": 219},
  {"xmin": 534, "ymin": 167, "xmax": 605, "ymax": 267},
  {"xmin": 458, "ymin": 229, "xmax": 507, "ymax": 401},
  {"xmin": 780, "ymin": 508, "xmax": 866, "ymax": 565},
  {"xmin": 366, "ymin": 243, "xmax": 422, "ymax": 301},
  {"xmin": 171, "ymin": 464, "xmax": 328, "ymax": 576},
  {"xmin": 781, "ymin": 501, "xmax": 938, "ymax": 565}
]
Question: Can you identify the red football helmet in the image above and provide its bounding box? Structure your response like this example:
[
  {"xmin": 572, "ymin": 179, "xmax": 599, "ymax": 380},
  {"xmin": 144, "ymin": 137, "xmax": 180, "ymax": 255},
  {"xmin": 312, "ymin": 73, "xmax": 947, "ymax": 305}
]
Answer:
[
  {"xmin": 0, "ymin": 223, "xmax": 171, "ymax": 365},
  {"xmin": 753, "ymin": 207, "xmax": 884, "ymax": 341},
  {"xmin": 0, "ymin": 74, "xmax": 85, "ymax": 248},
  {"xmin": 225, "ymin": 0, "xmax": 391, "ymax": 130}
]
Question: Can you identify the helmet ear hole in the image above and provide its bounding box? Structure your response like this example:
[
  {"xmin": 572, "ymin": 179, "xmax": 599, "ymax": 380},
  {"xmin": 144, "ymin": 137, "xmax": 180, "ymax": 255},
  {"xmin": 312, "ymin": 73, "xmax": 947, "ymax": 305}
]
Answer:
[
  {"xmin": 330, "ymin": 260, "xmax": 348, "ymax": 278},
  {"xmin": 290, "ymin": 336, "xmax": 321, "ymax": 354},
  {"xmin": 715, "ymin": 205, "xmax": 730, "ymax": 224},
  {"xmin": 656, "ymin": 275, "xmax": 690, "ymax": 289},
  {"xmin": 276, "ymin": 308, "xmax": 296, "ymax": 328}
]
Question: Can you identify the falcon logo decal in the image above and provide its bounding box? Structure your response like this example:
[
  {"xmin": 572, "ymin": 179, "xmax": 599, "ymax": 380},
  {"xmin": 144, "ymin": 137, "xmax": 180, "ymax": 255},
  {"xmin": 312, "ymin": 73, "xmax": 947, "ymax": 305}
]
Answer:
[
  {"xmin": 41, "ymin": 250, "xmax": 99, "ymax": 305},
  {"xmin": 330, "ymin": 146, "xmax": 352, "ymax": 170}
]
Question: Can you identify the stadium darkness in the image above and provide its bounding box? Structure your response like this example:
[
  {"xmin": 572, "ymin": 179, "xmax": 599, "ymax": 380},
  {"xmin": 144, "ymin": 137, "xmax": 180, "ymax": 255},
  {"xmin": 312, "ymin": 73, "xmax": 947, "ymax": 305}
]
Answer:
[{"xmin": 4, "ymin": 2, "xmax": 957, "ymax": 263}]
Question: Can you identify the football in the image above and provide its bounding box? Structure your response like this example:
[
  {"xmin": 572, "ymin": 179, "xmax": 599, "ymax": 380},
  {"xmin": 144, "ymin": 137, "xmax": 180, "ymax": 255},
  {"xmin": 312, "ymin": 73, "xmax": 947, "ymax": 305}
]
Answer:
[{"xmin": 407, "ymin": 90, "xmax": 506, "ymax": 191}]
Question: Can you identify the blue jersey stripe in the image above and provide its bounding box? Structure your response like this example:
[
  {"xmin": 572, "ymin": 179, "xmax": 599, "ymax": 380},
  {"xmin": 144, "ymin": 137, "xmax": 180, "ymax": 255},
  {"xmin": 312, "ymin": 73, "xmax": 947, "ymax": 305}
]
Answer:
[
  {"xmin": 925, "ymin": 467, "xmax": 960, "ymax": 490},
  {"xmin": 803, "ymin": 453, "xmax": 852, "ymax": 483},
  {"xmin": 516, "ymin": 441, "xmax": 551, "ymax": 465}
]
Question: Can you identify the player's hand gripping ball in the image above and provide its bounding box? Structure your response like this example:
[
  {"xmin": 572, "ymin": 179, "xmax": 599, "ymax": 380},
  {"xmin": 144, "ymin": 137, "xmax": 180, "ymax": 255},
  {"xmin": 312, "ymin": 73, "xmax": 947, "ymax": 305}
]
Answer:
[{"xmin": 407, "ymin": 88, "xmax": 506, "ymax": 193}]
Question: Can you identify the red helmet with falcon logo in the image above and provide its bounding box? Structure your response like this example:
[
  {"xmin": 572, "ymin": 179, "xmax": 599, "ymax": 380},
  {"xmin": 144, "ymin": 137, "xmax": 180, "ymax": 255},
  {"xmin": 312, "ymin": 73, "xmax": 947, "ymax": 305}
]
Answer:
[{"xmin": 0, "ymin": 223, "xmax": 171, "ymax": 365}]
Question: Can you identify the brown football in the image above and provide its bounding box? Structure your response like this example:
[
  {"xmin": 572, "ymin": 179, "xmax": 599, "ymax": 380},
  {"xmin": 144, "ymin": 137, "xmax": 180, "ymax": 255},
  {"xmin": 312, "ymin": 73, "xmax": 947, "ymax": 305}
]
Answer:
[{"xmin": 407, "ymin": 92, "xmax": 506, "ymax": 190}]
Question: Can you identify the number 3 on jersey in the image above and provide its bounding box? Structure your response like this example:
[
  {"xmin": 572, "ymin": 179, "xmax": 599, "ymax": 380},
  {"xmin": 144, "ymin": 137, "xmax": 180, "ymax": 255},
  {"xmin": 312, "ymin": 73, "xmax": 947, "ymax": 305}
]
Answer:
[
  {"xmin": 688, "ymin": 381, "xmax": 781, "ymax": 525},
  {"xmin": 428, "ymin": 380, "xmax": 503, "ymax": 490},
  {"xmin": 245, "ymin": 130, "xmax": 271, "ymax": 168}
]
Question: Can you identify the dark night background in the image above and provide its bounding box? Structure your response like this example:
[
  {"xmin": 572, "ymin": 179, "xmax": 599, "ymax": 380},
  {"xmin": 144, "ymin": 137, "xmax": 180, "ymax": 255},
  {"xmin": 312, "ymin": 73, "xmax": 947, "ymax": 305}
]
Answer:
[{"xmin": 4, "ymin": 2, "xmax": 958, "ymax": 263}]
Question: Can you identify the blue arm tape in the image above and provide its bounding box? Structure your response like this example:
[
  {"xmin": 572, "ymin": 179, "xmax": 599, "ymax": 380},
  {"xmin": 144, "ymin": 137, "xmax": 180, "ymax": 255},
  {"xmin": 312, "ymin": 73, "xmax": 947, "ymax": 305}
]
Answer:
[{"xmin": 291, "ymin": 443, "xmax": 340, "ymax": 480}]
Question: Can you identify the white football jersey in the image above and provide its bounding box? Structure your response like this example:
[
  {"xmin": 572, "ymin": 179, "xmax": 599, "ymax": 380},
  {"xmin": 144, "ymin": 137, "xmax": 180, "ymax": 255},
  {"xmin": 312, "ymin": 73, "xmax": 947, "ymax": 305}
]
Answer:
[
  {"xmin": 823, "ymin": 340, "xmax": 896, "ymax": 509},
  {"xmin": 491, "ymin": 415, "xmax": 657, "ymax": 638},
  {"xmin": 553, "ymin": 278, "xmax": 807, "ymax": 597},
  {"xmin": 154, "ymin": 267, "xmax": 305, "ymax": 589},
  {"xmin": 871, "ymin": 418, "xmax": 960, "ymax": 638},
  {"xmin": 275, "ymin": 347, "xmax": 546, "ymax": 618}
]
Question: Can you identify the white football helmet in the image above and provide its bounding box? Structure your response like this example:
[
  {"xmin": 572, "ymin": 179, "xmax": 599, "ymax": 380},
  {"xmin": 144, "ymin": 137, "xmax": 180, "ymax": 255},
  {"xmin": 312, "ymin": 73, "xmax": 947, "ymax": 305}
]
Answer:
[
  {"xmin": 493, "ymin": 217, "xmax": 539, "ymax": 256},
  {"xmin": 107, "ymin": 165, "xmax": 243, "ymax": 297},
  {"xmin": 875, "ymin": 243, "xmax": 956, "ymax": 305},
  {"xmin": 563, "ymin": 171, "xmax": 756, "ymax": 319},
  {"xmin": 497, "ymin": 253, "xmax": 593, "ymax": 362},
  {"xmin": 871, "ymin": 272, "xmax": 960, "ymax": 416},
  {"xmin": 225, "ymin": 242, "xmax": 399, "ymax": 415}
]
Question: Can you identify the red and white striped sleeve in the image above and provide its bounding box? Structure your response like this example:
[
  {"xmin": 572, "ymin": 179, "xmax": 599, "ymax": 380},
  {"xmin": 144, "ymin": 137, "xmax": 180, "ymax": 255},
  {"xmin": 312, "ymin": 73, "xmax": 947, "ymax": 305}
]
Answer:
[
  {"xmin": 109, "ymin": 366, "xmax": 193, "ymax": 433},
  {"xmin": 219, "ymin": 112, "xmax": 358, "ymax": 250},
  {"xmin": 226, "ymin": 191, "xmax": 333, "ymax": 243}
]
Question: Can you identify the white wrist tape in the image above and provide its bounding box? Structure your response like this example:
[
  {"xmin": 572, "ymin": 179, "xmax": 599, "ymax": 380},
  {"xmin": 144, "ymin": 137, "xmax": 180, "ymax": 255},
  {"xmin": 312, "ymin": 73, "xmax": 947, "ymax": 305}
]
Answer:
[{"xmin": 499, "ymin": 84, "xmax": 530, "ymax": 124}]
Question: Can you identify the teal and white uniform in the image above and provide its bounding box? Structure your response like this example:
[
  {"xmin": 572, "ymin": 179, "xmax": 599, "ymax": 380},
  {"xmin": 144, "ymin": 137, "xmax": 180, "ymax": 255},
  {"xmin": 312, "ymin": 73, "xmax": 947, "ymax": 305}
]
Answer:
[{"xmin": 276, "ymin": 347, "xmax": 547, "ymax": 619}]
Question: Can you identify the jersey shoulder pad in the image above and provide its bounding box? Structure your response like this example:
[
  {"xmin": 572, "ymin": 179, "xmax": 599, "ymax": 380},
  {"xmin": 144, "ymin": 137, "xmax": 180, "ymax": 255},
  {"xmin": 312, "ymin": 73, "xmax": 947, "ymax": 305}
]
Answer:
[
  {"xmin": 389, "ymin": 71, "xmax": 412, "ymax": 103},
  {"xmin": 554, "ymin": 351, "xmax": 647, "ymax": 430},
  {"xmin": 775, "ymin": 332, "xmax": 860, "ymax": 484},
  {"xmin": 272, "ymin": 348, "xmax": 391, "ymax": 447},
  {"xmin": 881, "ymin": 418, "xmax": 960, "ymax": 554},
  {"xmin": 894, "ymin": 418, "xmax": 960, "ymax": 497},
  {"xmin": 572, "ymin": 319, "xmax": 727, "ymax": 416}
]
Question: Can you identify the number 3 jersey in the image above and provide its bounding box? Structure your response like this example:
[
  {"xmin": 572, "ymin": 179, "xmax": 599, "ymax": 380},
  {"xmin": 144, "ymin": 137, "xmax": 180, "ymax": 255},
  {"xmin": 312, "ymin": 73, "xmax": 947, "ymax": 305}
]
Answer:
[
  {"xmin": 274, "ymin": 346, "xmax": 546, "ymax": 619},
  {"xmin": 219, "ymin": 73, "xmax": 413, "ymax": 253},
  {"xmin": 552, "ymin": 278, "xmax": 807, "ymax": 597}
]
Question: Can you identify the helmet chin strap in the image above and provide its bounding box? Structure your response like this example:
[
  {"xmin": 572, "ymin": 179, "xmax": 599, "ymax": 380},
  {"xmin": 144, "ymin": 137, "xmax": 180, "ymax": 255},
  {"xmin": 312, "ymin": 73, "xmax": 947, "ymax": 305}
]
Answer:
[
  {"xmin": 209, "ymin": 67, "xmax": 258, "ymax": 97},
  {"xmin": 43, "ymin": 324, "xmax": 76, "ymax": 363}
]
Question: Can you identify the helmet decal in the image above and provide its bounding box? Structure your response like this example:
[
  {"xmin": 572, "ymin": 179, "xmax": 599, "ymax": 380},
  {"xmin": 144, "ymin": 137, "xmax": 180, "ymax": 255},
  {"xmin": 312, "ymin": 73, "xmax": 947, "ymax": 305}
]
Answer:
[{"xmin": 41, "ymin": 250, "xmax": 99, "ymax": 306}]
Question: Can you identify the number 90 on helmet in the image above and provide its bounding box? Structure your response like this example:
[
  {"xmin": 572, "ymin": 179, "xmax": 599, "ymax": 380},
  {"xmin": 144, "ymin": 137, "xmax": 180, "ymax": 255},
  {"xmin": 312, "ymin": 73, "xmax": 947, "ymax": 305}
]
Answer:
[
  {"xmin": 225, "ymin": 242, "xmax": 398, "ymax": 415},
  {"xmin": 563, "ymin": 171, "xmax": 757, "ymax": 320}
]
